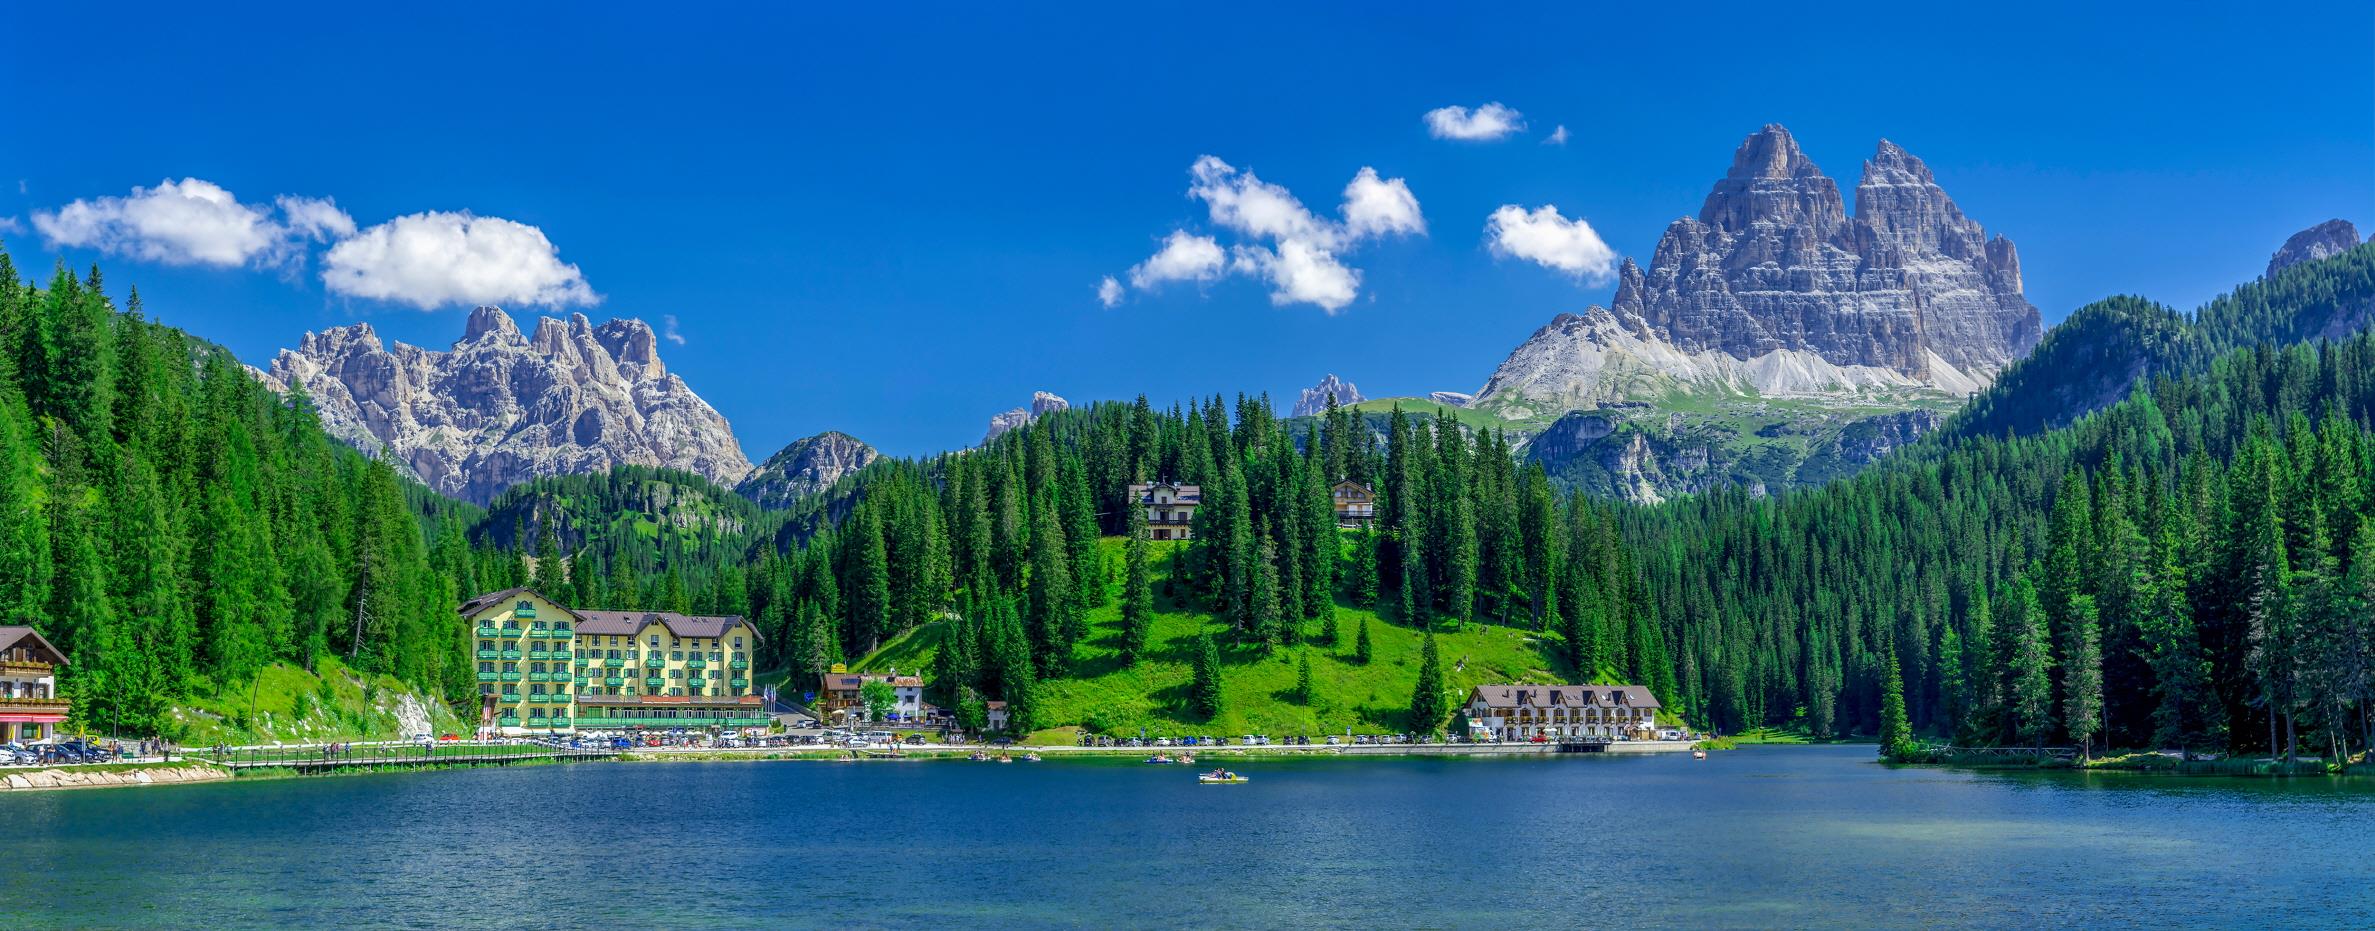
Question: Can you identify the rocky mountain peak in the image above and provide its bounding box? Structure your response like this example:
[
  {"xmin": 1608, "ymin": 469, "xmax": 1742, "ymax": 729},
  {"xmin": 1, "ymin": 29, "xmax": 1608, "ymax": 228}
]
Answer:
[
  {"xmin": 267, "ymin": 308, "xmax": 750, "ymax": 503},
  {"xmin": 462, "ymin": 305, "xmax": 525, "ymax": 344},
  {"xmin": 2269, "ymin": 219, "xmax": 2362, "ymax": 277},
  {"xmin": 737, "ymin": 430, "xmax": 879, "ymax": 510},
  {"xmin": 1292, "ymin": 374, "xmax": 1364, "ymax": 417},
  {"xmin": 1698, "ymin": 123, "xmax": 1847, "ymax": 238},
  {"xmin": 984, "ymin": 391, "xmax": 1070, "ymax": 444},
  {"xmin": 593, "ymin": 317, "xmax": 662, "ymax": 373},
  {"xmin": 1584, "ymin": 124, "xmax": 2037, "ymax": 401}
]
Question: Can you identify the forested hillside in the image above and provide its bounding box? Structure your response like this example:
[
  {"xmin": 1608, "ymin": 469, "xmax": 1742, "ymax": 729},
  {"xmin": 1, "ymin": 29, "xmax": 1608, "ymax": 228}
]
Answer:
[
  {"xmin": 0, "ymin": 247, "xmax": 476, "ymax": 738},
  {"xmin": 1947, "ymin": 242, "xmax": 2375, "ymax": 440},
  {"xmin": 23, "ymin": 238, "xmax": 2375, "ymax": 759},
  {"xmin": 1636, "ymin": 330, "xmax": 2375, "ymax": 759}
]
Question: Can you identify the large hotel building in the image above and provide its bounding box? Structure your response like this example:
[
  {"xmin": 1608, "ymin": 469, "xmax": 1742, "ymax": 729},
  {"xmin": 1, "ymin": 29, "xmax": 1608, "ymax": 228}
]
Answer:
[{"xmin": 460, "ymin": 588, "xmax": 768, "ymax": 736}]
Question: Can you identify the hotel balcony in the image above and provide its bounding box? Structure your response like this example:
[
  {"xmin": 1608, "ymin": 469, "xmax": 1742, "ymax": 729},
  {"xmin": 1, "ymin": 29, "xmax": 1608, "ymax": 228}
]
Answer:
[{"xmin": 0, "ymin": 696, "xmax": 70, "ymax": 714}]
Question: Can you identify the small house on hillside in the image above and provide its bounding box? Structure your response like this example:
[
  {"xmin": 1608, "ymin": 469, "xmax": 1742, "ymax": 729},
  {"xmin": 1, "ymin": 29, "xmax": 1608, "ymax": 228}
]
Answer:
[
  {"xmin": 1128, "ymin": 481, "xmax": 1201, "ymax": 541},
  {"xmin": 1332, "ymin": 480, "xmax": 1375, "ymax": 528}
]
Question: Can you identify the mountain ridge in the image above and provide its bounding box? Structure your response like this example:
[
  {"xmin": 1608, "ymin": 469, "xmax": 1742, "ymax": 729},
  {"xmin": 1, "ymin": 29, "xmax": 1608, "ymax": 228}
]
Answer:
[{"xmin": 265, "ymin": 306, "xmax": 753, "ymax": 504}]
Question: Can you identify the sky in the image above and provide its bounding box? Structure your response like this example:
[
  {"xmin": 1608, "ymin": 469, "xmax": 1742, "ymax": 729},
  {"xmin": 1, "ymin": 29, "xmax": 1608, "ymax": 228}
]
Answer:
[{"xmin": 1, "ymin": 3, "xmax": 2369, "ymax": 458}]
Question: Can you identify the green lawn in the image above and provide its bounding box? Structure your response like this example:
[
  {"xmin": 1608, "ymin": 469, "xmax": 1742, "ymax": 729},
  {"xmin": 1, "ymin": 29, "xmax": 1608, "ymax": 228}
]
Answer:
[
  {"xmin": 1030, "ymin": 538, "xmax": 1576, "ymax": 738},
  {"xmin": 1345, "ymin": 396, "xmax": 1517, "ymax": 432},
  {"xmin": 810, "ymin": 536, "xmax": 1597, "ymax": 740}
]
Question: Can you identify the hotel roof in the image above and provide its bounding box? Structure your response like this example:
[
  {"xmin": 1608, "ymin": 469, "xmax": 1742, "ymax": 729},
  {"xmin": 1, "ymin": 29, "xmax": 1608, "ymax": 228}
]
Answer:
[
  {"xmin": 1467, "ymin": 684, "xmax": 1660, "ymax": 710},
  {"xmin": 573, "ymin": 611, "xmax": 759, "ymax": 641},
  {"xmin": 457, "ymin": 587, "xmax": 583, "ymax": 620}
]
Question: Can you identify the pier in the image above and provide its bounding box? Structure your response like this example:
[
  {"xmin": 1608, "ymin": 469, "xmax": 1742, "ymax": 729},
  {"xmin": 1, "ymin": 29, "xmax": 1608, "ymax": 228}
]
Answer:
[{"xmin": 194, "ymin": 740, "xmax": 620, "ymax": 773}]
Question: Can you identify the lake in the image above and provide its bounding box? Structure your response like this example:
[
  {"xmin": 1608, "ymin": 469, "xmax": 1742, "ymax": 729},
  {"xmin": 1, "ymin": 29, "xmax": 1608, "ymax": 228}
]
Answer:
[{"xmin": 4, "ymin": 745, "xmax": 2371, "ymax": 928}]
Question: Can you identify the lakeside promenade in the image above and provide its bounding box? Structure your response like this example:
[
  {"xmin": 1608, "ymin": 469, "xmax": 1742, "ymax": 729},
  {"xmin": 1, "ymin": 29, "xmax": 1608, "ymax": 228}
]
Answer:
[{"xmin": 622, "ymin": 738, "xmax": 1703, "ymax": 762}]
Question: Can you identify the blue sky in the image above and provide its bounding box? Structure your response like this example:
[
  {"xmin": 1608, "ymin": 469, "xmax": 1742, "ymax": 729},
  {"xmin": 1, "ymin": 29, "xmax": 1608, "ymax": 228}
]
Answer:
[{"xmin": 2, "ymin": 3, "xmax": 2368, "ymax": 458}]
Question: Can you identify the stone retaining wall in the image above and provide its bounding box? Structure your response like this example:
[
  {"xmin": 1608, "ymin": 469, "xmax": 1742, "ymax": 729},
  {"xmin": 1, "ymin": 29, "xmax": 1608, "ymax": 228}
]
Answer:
[{"xmin": 2, "ymin": 763, "xmax": 230, "ymax": 791}]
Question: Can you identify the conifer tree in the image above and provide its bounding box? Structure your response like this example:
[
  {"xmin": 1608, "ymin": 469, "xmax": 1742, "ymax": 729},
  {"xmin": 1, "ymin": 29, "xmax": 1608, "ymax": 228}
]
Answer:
[
  {"xmin": 2063, "ymin": 594, "xmax": 2104, "ymax": 759},
  {"xmin": 1295, "ymin": 649, "xmax": 1314, "ymax": 704},
  {"xmin": 1354, "ymin": 612, "xmax": 1374, "ymax": 664},
  {"xmin": 1879, "ymin": 643, "xmax": 1914, "ymax": 762},
  {"xmin": 1409, "ymin": 631, "xmax": 1445, "ymax": 734},
  {"xmin": 1119, "ymin": 503, "xmax": 1153, "ymax": 666},
  {"xmin": 1250, "ymin": 531, "xmax": 1284, "ymax": 645},
  {"xmin": 2000, "ymin": 577, "xmax": 2054, "ymax": 747},
  {"xmin": 1190, "ymin": 632, "xmax": 1224, "ymax": 720}
]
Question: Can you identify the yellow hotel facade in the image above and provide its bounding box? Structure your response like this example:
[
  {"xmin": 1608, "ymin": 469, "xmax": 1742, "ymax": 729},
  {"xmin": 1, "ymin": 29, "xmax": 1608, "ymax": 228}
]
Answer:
[{"xmin": 459, "ymin": 588, "xmax": 767, "ymax": 736}]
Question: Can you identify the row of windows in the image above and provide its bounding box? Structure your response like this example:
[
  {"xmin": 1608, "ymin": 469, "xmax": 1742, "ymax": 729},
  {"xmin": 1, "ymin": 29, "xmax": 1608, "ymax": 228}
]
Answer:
[
  {"xmin": 582, "ymin": 634, "xmax": 748, "ymax": 650},
  {"xmin": 582, "ymin": 649, "xmax": 747, "ymax": 662},
  {"xmin": 484, "ymin": 684, "xmax": 751, "ymax": 699},
  {"xmin": 577, "ymin": 686, "xmax": 732, "ymax": 698}
]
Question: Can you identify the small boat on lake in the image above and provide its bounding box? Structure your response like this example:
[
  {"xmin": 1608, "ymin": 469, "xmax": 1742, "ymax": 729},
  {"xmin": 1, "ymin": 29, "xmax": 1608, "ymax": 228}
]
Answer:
[
  {"xmin": 1145, "ymin": 754, "xmax": 1173, "ymax": 764},
  {"xmin": 1024, "ymin": 752, "xmax": 1042, "ymax": 762},
  {"xmin": 969, "ymin": 751, "xmax": 989, "ymax": 761},
  {"xmin": 1198, "ymin": 769, "xmax": 1248, "ymax": 784},
  {"xmin": 1692, "ymin": 749, "xmax": 1708, "ymax": 760},
  {"xmin": 997, "ymin": 754, "xmax": 1013, "ymax": 763}
]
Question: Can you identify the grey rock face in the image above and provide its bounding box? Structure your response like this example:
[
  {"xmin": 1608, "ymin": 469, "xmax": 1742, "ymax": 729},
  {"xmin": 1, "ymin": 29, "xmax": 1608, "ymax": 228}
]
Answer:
[
  {"xmin": 983, "ymin": 391, "xmax": 1069, "ymax": 444},
  {"xmin": 1429, "ymin": 391, "xmax": 1475, "ymax": 409},
  {"xmin": 1609, "ymin": 125, "xmax": 2039, "ymax": 385},
  {"xmin": 737, "ymin": 431, "xmax": 879, "ymax": 510},
  {"xmin": 1292, "ymin": 374, "xmax": 1364, "ymax": 417},
  {"xmin": 2269, "ymin": 219, "xmax": 2361, "ymax": 277},
  {"xmin": 268, "ymin": 306, "xmax": 753, "ymax": 504}
]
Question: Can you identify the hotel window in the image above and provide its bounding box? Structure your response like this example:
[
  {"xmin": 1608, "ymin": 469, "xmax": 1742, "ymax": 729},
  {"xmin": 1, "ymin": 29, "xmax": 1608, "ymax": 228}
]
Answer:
[
  {"xmin": 479, "ymin": 662, "xmax": 493, "ymax": 673},
  {"xmin": 732, "ymin": 637, "xmax": 743, "ymax": 649},
  {"xmin": 648, "ymin": 636, "xmax": 660, "ymax": 647},
  {"xmin": 671, "ymin": 669, "xmax": 684, "ymax": 679}
]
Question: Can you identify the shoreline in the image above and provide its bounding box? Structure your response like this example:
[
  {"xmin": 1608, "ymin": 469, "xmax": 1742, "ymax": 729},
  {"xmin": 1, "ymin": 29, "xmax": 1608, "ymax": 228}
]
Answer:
[{"xmin": 622, "ymin": 739, "xmax": 1704, "ymax": 763}]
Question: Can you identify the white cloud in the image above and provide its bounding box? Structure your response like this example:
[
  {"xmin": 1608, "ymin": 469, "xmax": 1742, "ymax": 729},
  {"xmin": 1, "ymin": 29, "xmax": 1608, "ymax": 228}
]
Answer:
[
  {"xmin": 0, "ymin": 216, "xmax": 21, "ymax": 235},
  {"xmin": 32, "ymin": 178, "xmax": 297, "ymax": 267},
  {"xmin": 1106, "ymin": 157, "xmax": 1420, "ymax": 312},
  {"xmin": 1126, "ymin": 230, "xmax": 1226, "ymax": 289},
  {"xmin": 1424, "ymin": 103, "xmax": 1525, "ymax": 141},
  {"xmin": 1340, "ymin": 167, "xmax": 1425, "ymax": 240},
  {"xmin": 1485, "ymin": 204, "xmax": 1618, "ymax": 283},
  {"xmin": 276, "ymin": 195, "xmax": 356, "ymax": 242},
  {"xmin": 1232, "ymin": 240, "xmax": 1359, "ymax": 311},
  {"xmin": 1188, "ymin": 156, "xmax": 1337, "ymax": 247},
  {"xmin": 662, "ymin": 314, "xmax": 686, "ymax": 345},
  {"xmin": 321, "ymin": 210, "xmax": 597, "ymax": 310},
  {"xmin": 1544, "ymin": 125, "xmax": 1571, "ymax": 146}
]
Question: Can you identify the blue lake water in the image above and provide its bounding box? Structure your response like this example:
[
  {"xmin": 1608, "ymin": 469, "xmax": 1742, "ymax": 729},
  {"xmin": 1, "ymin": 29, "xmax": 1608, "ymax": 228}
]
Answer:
[{"xmin": 4, "ymin": 744, "xmax": 2371, "ymax": 928}]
